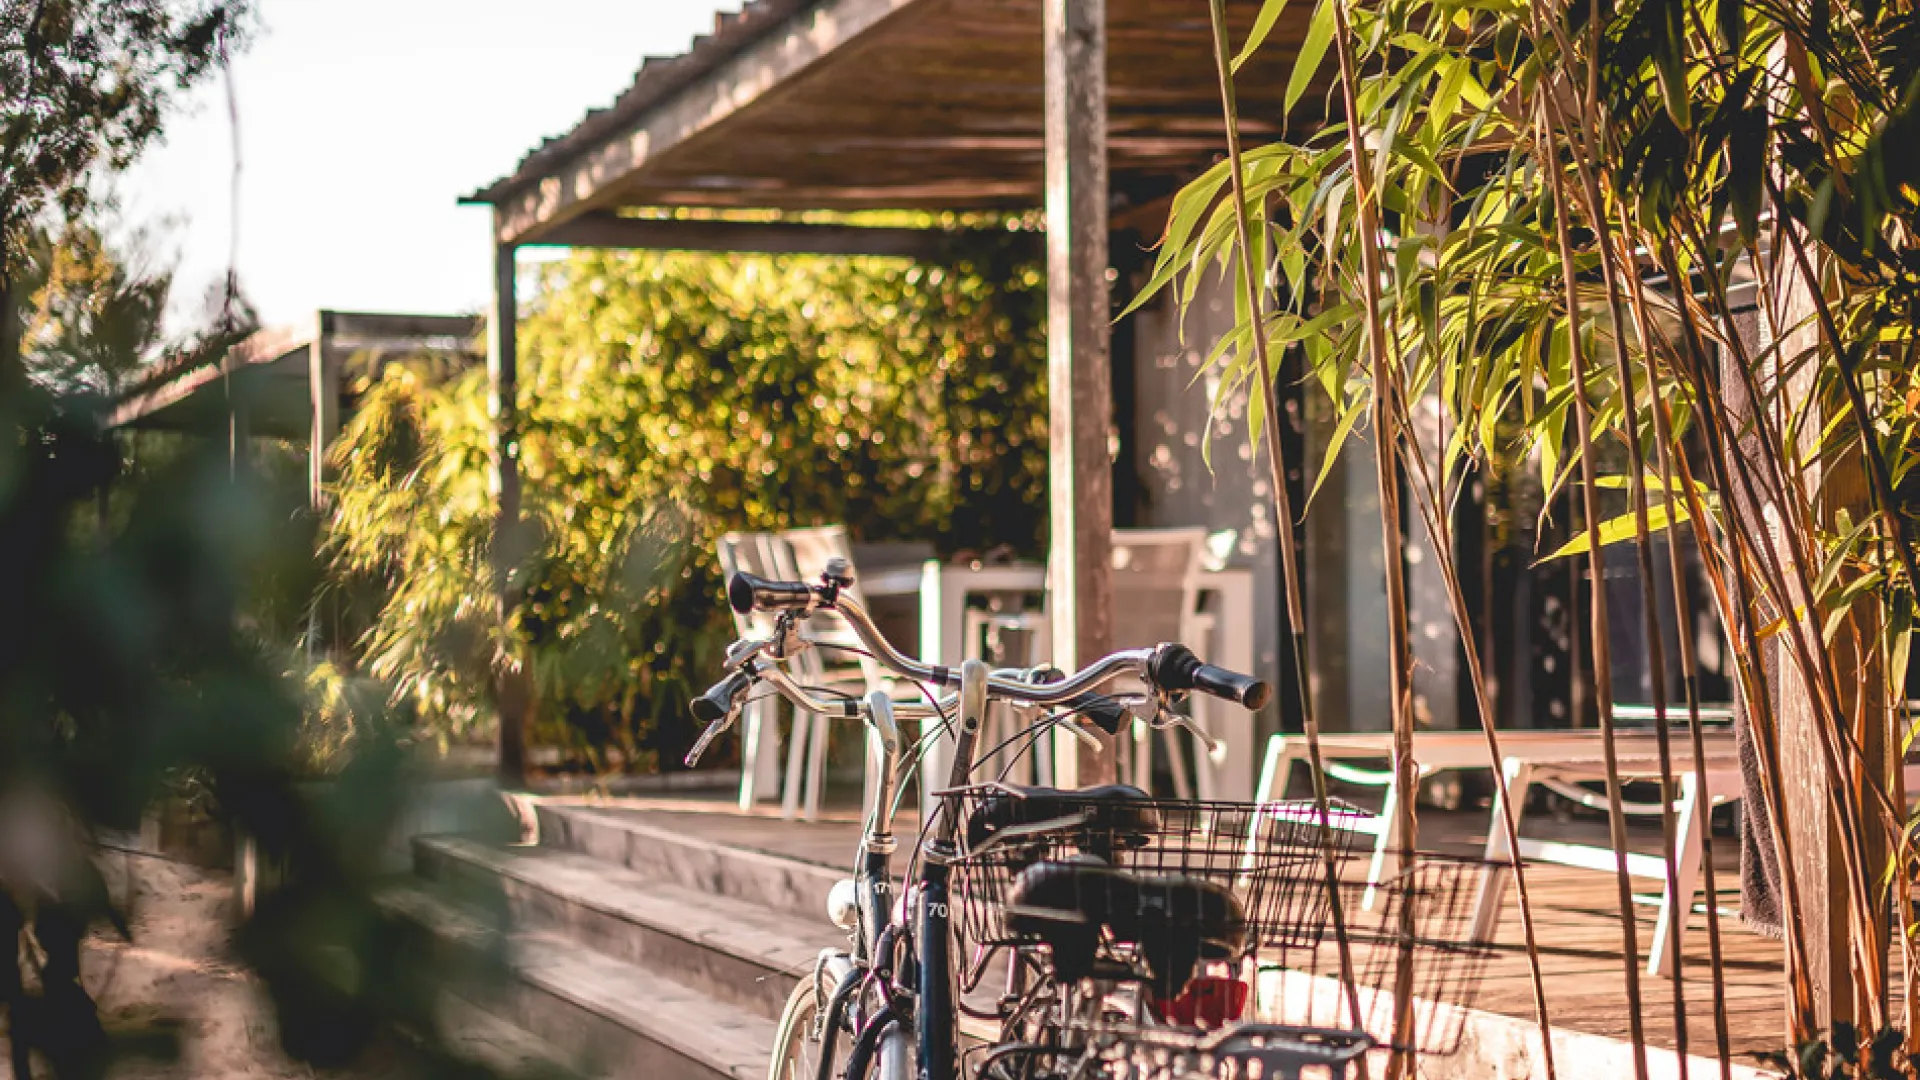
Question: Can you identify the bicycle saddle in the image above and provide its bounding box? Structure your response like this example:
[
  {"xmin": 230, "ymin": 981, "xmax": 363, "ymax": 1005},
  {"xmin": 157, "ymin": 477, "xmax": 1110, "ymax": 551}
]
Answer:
[
  {"xmin": 1005, "ymin": 860, "xmax": 1247, "ymax": 997},
  {"xmin": 962, "ymin": 783, "xmax": 1162, "ymax": 856}
]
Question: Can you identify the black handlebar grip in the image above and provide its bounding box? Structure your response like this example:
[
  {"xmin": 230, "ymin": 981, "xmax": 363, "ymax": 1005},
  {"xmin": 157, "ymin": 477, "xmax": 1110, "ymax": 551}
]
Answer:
[
  {"xmin": 1068, "ymin": 692, "xmax": 1129, "ymax": 735},
  {"xmin": 691, "ymin": 668, "xmax": 754, "ymax": 723},
  {"xmin": 1148, "ymin": 643, "xmax": 1272, "ymax": 711},
  {"xmin": 727, "ymin": 571, "xmax": 817, "ymax": 615},
  {"xmin": 1024, "ymin": 666, "xmax": 1127, "ymax": 735}
]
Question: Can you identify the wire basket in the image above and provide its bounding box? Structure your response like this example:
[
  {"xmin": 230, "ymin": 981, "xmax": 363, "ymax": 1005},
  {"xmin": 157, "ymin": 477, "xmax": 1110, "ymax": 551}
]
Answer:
[
  {"xmin": 1087, "ymin": 1021, "xmax": 1376, "ymax": 1080},
  {"xmin": 939, "ymin": 784, "xmax": 1368, "ymax": 994},
  {"xmin": 1259, "ymin": 851, "xmax": 1503, "ymax": 1058}
]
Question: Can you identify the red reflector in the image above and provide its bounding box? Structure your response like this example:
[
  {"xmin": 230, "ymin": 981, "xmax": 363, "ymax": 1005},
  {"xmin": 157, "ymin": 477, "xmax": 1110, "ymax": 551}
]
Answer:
[{"xmin": 1154, "ymin": 976, "xmax": 1248, "ymax": 1028}]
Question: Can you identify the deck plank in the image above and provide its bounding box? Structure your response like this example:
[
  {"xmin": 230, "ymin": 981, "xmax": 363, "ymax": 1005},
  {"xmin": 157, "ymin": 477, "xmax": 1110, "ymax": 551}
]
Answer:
[{"xmin": 544, "ymin": 792, "xmax": 1810, "ymax": 1070}]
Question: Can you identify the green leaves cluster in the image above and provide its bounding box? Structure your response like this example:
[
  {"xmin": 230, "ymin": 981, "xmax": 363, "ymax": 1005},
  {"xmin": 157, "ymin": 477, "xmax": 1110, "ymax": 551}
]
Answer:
[
  {"xmin": 1145, "ymin": 0, "xmax": 1920, "ymax": 615},
  {"xmin": 0, "ymin": 0, "xmax": 249, "ymax": 245},
  {"xmin": 325, "ymin": 241, "xmax": 1047, "ymax": 766}
]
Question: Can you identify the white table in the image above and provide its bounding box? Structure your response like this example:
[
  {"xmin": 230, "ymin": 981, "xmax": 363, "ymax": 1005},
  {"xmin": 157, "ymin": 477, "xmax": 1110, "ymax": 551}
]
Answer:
[
  {"xmin": 860, "ymin": 560, "xmax": 1260, "ymax": 807},
  {"xmin": 1253, "ymin": 728, "xmax": 1742, "ymax": 976}
]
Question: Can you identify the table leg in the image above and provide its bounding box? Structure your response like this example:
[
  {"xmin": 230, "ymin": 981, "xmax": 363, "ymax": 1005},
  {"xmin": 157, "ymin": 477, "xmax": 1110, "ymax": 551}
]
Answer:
[
  {"xmin": 1253, "ymin": 735, "xmax": 1296, "ymax": 804},
  {"xmin": 781, "ymin": 710, "xmax": 809, "ymax": 821},
  {"xmin": 1648, "ymin": 771, "xmax": 1704, "ymax": 976},
  {"xmin": 1245, "ymin": 736, "xmax": 1298, "ymax": 868},
  {"xmin": 1362, "ymin": 777, "xmax": 1405, "ymax": 912},
  {"xmin": 1469, "ymin": 758, "xmax": 1533, "ymax": 942},
  {"xmin": 1215, "ymin": 585, "xmax": 1257, "ymax": 802},
  {"xmin": 739, "ymin": 696, "xmax": 780, "ymax": 811},
  {"xmin": 918, "ymin": 560, "xmax": 964, "ymax": 816}
]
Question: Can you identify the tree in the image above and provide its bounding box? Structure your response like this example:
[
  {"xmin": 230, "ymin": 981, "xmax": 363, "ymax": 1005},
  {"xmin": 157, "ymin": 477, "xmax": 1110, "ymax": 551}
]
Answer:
[
  {"xmin": 13, "ymin": 218, "xmax": 171, "ymax": 392},
  {"xmin": 0, "ymin": 0, "xmax": 250, "ymax": 385}
]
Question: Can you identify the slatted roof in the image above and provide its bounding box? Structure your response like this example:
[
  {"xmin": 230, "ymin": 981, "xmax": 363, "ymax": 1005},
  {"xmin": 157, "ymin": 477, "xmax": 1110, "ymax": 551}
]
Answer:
[
  {"xmin": 465, "ymin": 0, "xmax": 1328, "ymax": 245},
  {"xmin": 109, "ymin": 312, "xmax": 481, "ymax": 438}
]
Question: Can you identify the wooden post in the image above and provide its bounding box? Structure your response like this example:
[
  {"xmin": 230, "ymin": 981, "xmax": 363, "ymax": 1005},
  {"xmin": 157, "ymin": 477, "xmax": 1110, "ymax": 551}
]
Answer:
[
  {"xmin": 308, "ymin": 313, "xmax": 340, "ymax": 511},
  {"xmin": 489, "ymin": 238, "xmax": 529, "ymax": 788},
  {"xmin": 1762, "ymin": 228, "xmax": 1888, "ymax": 1029},
  {"xmin": 1044, "ymin": 0, "xmax": 1115, "ymax": 787},
  {"xmin": 227, "ymin": 391, "xmax": 250, "ymax": 480}
]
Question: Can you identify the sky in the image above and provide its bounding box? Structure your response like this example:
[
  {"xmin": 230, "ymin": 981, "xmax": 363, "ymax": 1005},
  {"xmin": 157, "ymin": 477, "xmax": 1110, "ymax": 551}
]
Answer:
[{"xmin": 121, "ymin": 0, "xmax": 733, "ymax": 333}]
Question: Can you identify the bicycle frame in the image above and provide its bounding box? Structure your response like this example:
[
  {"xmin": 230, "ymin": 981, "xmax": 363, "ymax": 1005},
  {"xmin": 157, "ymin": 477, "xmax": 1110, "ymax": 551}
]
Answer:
[{"xmin": 813, "ymin": 662, "xmax": 994, "ymax": 1080}]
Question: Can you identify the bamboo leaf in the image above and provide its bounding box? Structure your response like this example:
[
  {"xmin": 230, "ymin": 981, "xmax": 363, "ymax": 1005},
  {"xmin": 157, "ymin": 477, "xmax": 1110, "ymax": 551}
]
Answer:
[
  {"xmin": 1307, "ymin": 397, "xmax": 1367, "ymax": 510},
  {"xmin": 1542, "ymin": 499, "xmax": 1690, "ymax": 561},
  {"xmin": 1429, "ymin": 56, "xmax": 1469, "ymax": 135},
  {"xmin": 1592, "ymin": 472, "xmax": 1712, "ymax": 495},
  {"xmin": 1233, "ymin": 0, "xmax": 1291, "ymax": 72},
  {"xmin": 1813, "ymin": 515, "xmax": 1877, "ymax": 604},
  {"xmin": 1717, "ymin": 0, "xmax": 1745, "ymax": 50},
  {"xmin": 1287, "ymin": 0, "xmax": 1337, "ymax": 115}
]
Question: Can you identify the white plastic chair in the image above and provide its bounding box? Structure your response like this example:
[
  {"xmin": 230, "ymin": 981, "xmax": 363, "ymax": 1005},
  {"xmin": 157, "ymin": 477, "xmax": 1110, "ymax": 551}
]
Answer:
[
  {"xmin": 775, "ymin": 526, "xmax": 898, "ymax": 821},
  {"xmin": 715, "ymin": 532, "xmax": 788, "ymax": 812}
]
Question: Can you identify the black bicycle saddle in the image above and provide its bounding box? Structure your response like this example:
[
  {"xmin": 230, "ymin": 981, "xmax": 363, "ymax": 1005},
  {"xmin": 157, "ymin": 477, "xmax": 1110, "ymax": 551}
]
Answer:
[
  {"xmin": 1006, "ymin": 859, "xmax": 1247, "ymax": 996},
  {"xmin": 962, "ymin": 782, "xmax": 1162, "ymax": 856}
]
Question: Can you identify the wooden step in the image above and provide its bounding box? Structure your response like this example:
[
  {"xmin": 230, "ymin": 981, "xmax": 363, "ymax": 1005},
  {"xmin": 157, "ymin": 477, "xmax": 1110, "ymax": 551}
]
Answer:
[
  {"xmin": 414, "ymin": 834, "xmax": 836, "ymax": 1021},
  {"xmin": 380, "ymin": 882, "xmax": 774, "ymax": 1080},
  {"xmin": 532, "ymin": 803, "xmax": 845, "ymax": 924}
]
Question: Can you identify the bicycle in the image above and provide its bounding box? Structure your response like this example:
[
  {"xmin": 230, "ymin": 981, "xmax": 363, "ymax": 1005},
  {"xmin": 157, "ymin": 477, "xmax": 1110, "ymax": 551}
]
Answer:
[{"xmin": 683, "ymin": 559, "xmax": 1275, "ymax": 1080}]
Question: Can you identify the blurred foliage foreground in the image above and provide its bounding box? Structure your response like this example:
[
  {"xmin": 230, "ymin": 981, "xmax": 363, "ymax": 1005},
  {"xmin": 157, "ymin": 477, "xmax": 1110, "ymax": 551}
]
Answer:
[
  {"xmin": 322, "ymin": 239, "xmax": 1048, "ymax": 771},
  {"xmin": 0, "ymin": 384, "xmax": 526, "ymax": 1078}
]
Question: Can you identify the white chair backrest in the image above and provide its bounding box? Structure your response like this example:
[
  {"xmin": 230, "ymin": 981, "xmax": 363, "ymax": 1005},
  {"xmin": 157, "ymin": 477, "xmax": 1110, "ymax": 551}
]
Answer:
[
  {"xmin": 1108, "ymin": 527, "xmax": 1208, "ymax": 651},
  {"xmin": 778, "ymin": 524, "xmax": 885, "ymax": 690}
]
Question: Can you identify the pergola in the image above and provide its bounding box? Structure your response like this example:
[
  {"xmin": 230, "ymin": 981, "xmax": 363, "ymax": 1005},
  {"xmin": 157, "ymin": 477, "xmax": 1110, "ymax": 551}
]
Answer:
[
  {"xmin": 464, "ymin": 0, "xmax": 1327, "ymax": 785},
  {"xmin": 109, "ymin": 310, "xmax": 483, "ymax": 504}
]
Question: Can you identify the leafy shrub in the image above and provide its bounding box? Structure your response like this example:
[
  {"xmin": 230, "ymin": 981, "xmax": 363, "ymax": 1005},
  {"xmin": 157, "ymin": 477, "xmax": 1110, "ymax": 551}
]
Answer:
[{"xmin": 325, "ymin": 240, "xmax": 1047, "ymax": 766}]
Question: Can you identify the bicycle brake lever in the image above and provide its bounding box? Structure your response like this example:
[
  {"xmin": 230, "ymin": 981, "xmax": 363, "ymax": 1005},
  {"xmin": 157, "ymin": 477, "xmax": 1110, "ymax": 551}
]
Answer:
[
  {"xmin": 1058, "ymin": 714, "xmax": 1102, "ymax": 750},
  {"xmin": 724, "ymin": 637, "xmax": 771, "ymax": 670},
  {"xmin": 683, "ymin": 704, "xmax": 741, "ymax": 768},
  {"xmin": 1155, "ymin": 708, "xmax": 1223, "ymax": 758}
]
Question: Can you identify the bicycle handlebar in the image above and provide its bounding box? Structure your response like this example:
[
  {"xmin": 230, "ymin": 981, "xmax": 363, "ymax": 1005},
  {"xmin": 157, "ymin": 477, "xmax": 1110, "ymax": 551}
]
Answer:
[
  {"xmin": 687, "ymin": 570, "xmax": 1269, "ymax": 767},
  {"xmin": 691, "ymin": 667, "xmax": 753, "ymax": 724},
  {"xmin": 727, "ymin": 570, "xmax": 1159, "ymax": 706},
  {"xmin": 726, "ymin": 569, "xmax": 1270, "ymax": 712}
]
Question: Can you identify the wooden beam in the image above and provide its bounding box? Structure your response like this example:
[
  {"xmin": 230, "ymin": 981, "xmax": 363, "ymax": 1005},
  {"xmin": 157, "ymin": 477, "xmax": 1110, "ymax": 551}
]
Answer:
[
  {"xmin": 485, "ymin": 0, "xmax": 921, "ymax": 245},
  {"xmin": 489, "ymin": 241, "xmax": 529, "ymax": 788},
  {"xmin": 529, "ymin": 212, "xmax": 1034, "ymax": 260},
  {"xmin": 109, "ymin": 330, "xmax": 308, "ymax": 429},
  {"xmin": 1044, "ymin": 0, "xmax": 1115, "ymax": 786},
  {"xmin": 308, "ymin": 313, "xmax": 341, "ymax": 511},
  {"xmin": 324, "ymin": 311, "xmax": 482, "ymax": 341}
]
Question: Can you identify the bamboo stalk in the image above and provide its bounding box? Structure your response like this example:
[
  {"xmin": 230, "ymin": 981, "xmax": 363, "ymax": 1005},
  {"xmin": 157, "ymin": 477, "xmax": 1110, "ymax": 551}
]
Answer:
[
  {"xmin": 1201, "ymin": 0, "xmax": 1366, "ymax": 1036},
  {"xmin": 1327, "ymin": 3, "xmax": 1421, "ymax": 1073},
  {"xmin": 1615, "ymin": 230, "xmax": 1734, "ymax": 1079},
  {"xmin": 1376, "ymin": 310, "xmax": 1560, "ymax": 1078},
  {"xmin": 1671, "ymin": 207, "xmax": 1893, "ymax": 1025},
  {"xmin": 1547, "ymin": 92, "xmax": 1693, "ymax": 1069},
  {"xmin": 1538, "ymin": 105, "xmax": 1652, "ymax": 1080},
  {"xmin": 1648, "ymin": 230, "xmax": 1819, "ymax": 1038}
]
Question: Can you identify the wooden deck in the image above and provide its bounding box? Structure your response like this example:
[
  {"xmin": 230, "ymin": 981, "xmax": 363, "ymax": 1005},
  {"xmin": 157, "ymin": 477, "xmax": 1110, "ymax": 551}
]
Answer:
[{"xmin": 562, "ymin": 790, "xmax": 1793, "ymax": 1074}]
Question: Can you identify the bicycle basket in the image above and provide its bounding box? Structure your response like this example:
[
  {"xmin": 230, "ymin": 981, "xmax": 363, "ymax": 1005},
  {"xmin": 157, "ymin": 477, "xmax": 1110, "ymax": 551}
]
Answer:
[
  {"xmin": 939, "ymin": 784, "xmax": 1368, "ymax": 994},
  {"xmin": 1259, "ymin": 851, "xmax": 1502, "ymax": 1058}
]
